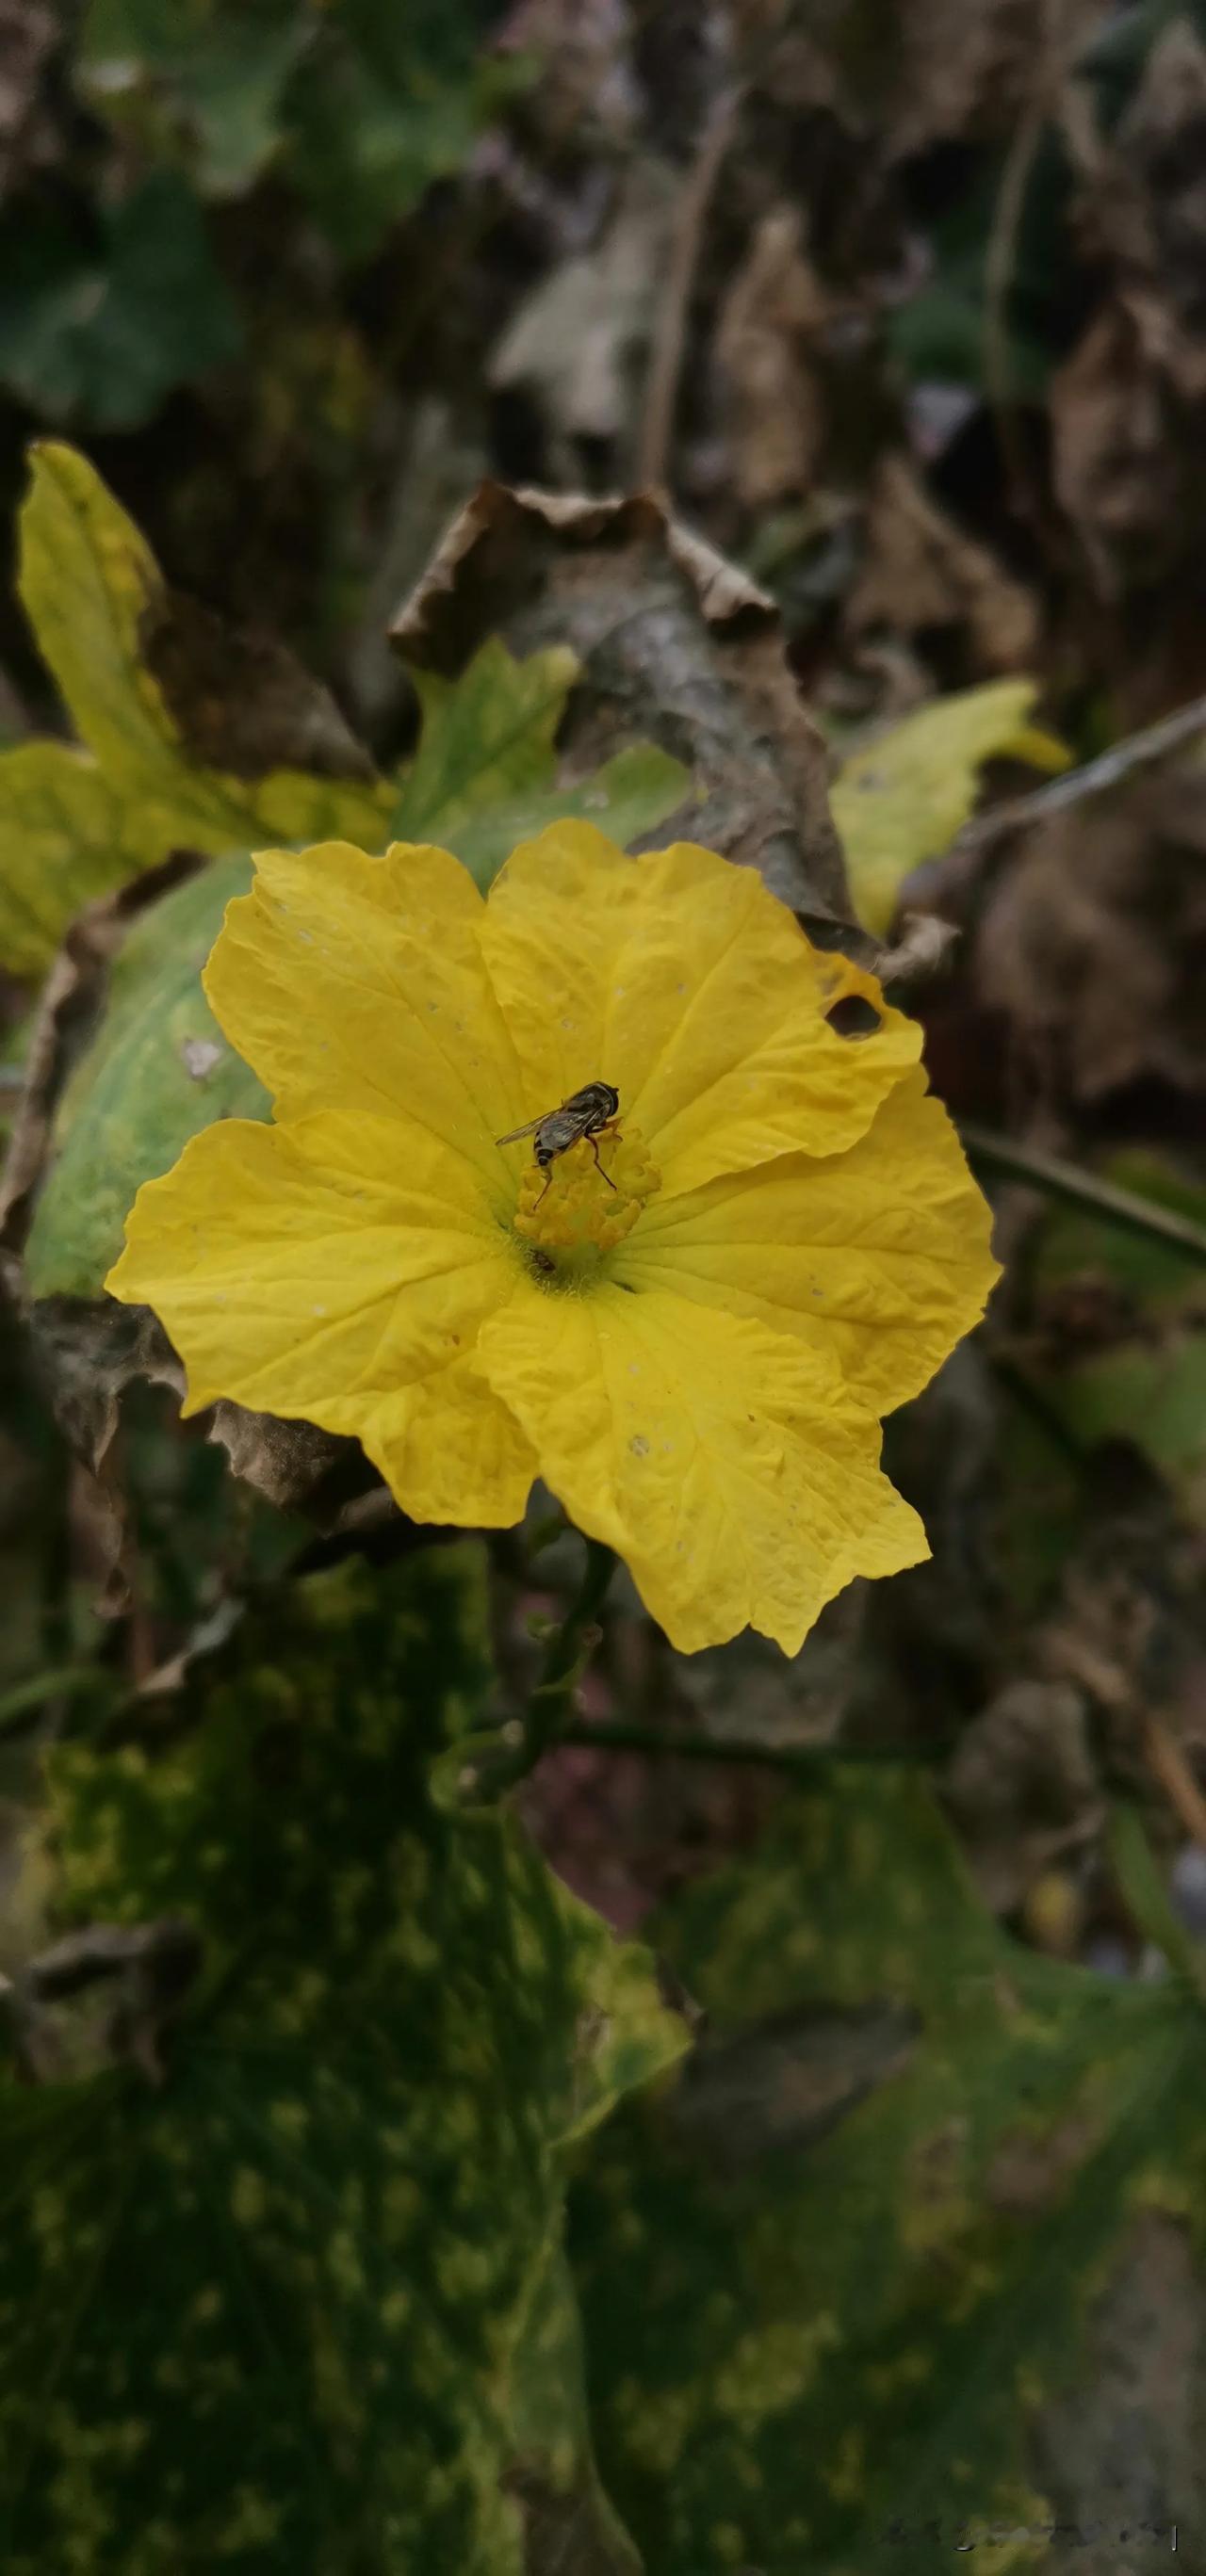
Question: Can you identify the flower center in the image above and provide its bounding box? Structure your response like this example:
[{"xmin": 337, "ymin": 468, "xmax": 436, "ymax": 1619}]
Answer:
[{"xmin": 512, "ymin": 1121, "xmax": 660, "ymax": 1275}]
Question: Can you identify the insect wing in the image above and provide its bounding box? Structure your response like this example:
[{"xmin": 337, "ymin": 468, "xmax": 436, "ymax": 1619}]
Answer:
[{"xmin": 495, "ymin": 1113, "xmax": 547, "ymax": 1146}]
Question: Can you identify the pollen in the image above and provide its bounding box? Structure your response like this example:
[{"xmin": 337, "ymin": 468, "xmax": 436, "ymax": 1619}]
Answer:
[{"xmin": 513, "ymin": 1123, "xmax": 660, "ymax": 1265}]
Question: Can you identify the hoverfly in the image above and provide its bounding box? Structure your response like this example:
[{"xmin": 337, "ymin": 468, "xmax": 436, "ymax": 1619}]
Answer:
[{"xmin": 496, "ymin": 1080, "xmax": 620, "ymax": 1203}]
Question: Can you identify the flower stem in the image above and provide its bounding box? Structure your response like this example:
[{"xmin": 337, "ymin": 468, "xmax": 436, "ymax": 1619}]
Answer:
[
  {"xmin": 559, "ymin": 1721, "xmax": 947, "ymax": 1772},
  {"xmin": 432, "ymin": 1539, "xmax": 617, "ymax": 1807},
  {"xmin": 523, "ymin": 1539, "xmax": 616, "ymax": 1770}
]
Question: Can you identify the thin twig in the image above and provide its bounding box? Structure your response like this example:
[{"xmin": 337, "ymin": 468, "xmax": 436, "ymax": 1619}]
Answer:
[
  {"xmin": 961, "ymin": 1123, "xmax": 1206, "ymax": 1269},
  {"xmin": 958, "ymin": 689, "xmax": 1206, "ymax": 852},
  {"xmin": 981, "ymin": 0, "xmax": 1077, "ymax": 526},
  {"xmin": 982, "ymin": 89, "xmax": 1048, "ymax": 515},
  {"xmin": 636, "ymin": 83, "xmax": 744, "ymax": 490},
  {"xmin": 1143, "ymin": 1714, "xmax": 1206, "ymax": 1855}
]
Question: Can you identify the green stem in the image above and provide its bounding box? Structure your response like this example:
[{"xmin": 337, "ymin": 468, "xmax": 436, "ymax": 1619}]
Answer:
[
  {"xmin": 523, "ymin": 1540, "xmax": 616, "ymax": 1769},
  {"xmin": 961, "ymin": 1123, "xmax": 1206, "ymax": 1269},
  {"xmin": 433, "ymin": 1541, "xmax": 617, "ymax": 1806},
  {"xmin": 559, "ymin": 1721, "xmax": 946, "ymax": 1771},
  {"xmin": 0, "ymin": 1665, "xmax": 106, "ymax": 1739}
]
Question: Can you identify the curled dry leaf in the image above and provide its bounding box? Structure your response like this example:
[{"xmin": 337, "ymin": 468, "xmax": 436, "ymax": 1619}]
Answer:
[
  {"xmin": 1051, "ymin": 300, "xmax": 1174, "ymax": 596},
  {"xmin": 390, "ymin": 478, "xmax": 865, "ymax": 949},
  {"xmin": 846, "ymin": 455, "xmax": 1040, "ymax": 672}
]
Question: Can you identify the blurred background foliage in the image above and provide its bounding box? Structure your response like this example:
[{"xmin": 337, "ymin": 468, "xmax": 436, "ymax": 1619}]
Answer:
[{"xmin": 5, "ymin": 1, "xmax": 1206, "ymax": 2568}]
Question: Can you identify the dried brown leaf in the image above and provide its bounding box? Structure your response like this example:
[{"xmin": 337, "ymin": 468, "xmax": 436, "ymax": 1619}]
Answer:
[
  {"xmin": 714, "ymin": 207, "xmax": 831, "ymax": 508},
  {"xmin": 846, "ymin": 455, "xmax": 1040, "ymax": 672},
  {"xmin": 978, "ymin": 768, "xmax": 1206, "ymax": 1098},
  {"xmin": 391, "ymin": 478, "xmax": 864, "ymax": 948}
]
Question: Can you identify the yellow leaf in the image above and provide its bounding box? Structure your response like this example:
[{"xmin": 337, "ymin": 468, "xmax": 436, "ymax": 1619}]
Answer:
[
  {"xmin": 831, "ymin": 678, "xmax": 1070, "ymax": 937},
  {"xmin": 0, "ymin": 443, "xmax": 391, "ymax": 976},
  {"xmin": 0, "ymin": 744, "xmax": 137, "ymax": 978}
]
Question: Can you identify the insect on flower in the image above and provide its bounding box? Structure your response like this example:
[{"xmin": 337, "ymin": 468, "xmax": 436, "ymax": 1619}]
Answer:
[
  {"xmin": 106, "ymin": 822, "xmax": 1002, "ymax": 1654},
  {"xmin": 496, "ymin": 1080, "xmax": 620, "ymax": 1201}
]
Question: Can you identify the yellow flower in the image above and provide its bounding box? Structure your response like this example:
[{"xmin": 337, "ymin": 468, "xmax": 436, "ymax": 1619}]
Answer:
[{"xmin": 106, "ymin": 824, "xmax": 999, "ymax": 1653}]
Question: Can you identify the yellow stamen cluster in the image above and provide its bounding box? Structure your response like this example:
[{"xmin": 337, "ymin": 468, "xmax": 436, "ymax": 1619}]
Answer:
[{"xmin": 512, "ymin": 1125, "xmax": 660, "ymax": 1261}]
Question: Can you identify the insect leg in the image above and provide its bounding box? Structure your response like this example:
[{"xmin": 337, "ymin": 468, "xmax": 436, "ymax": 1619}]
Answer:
[{"xmin": 588, "ymin": 1134, "xmax": 618, "ymax": 1191}]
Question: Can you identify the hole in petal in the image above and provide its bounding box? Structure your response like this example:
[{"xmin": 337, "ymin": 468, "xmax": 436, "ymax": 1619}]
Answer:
[{"xmin": 826, "ymin": 994, "xmax": 882, "ymax": 1039}]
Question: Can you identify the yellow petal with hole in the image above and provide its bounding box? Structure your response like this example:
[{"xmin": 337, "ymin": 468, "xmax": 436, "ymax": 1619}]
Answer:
[
  {"xmin": 619, "ymin": 1069, "xmax": 1000, "ymax": 1414},
  {"xmin": 480, "ymin": 823, "xmax": 921, "ymax": 1193},
  {"xmin": 475, "ymin": 1283, "xmax": 925, "ymax": 1653},
  {"xmin": 106, "ymin": 1111, "xmax": 535, "ymax": 1526},
  {"xmin": 204, "ymin": 840, "xmax": 528, "ymax": 1213}
]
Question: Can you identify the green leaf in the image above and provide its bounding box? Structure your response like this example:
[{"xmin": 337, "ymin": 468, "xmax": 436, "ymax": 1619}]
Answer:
[
  {"xmin": 0, "ymin": 1546, "xmax": 684, "ymax": 2572},
  {"xmin": 504, "ymin": 2240, "xmax": 643, "ymax": 2574},
  {"xmin": 830, "ymin": 679, "xmax": 1068, "ymax": 937},
  {"xmin": 1033, "ymin": 1147, "xmax": 1206, "ymax": 1310},
  {"xmin": 450, "ymin": 746, "xmax": 693, "ymax": 895},
  {"xmin": 1108, "ymin": 1804, "xmax": 1206, "ymax": 1991},
  {"xmin": 885, "ymin": 143, "xmax": 1074, "ymax": 402},
  {"xmin": 283, "ymin": 0, "xmax": 528, "ymax": 262},
  {"xmin": 24, "ymin": 857, "xmax": 264, "ymax": 1301},
  {"xmin": 1029, "ymin": 1152, "xmax": 1206, "ymax": 1513},
  {"xmin": 1054, "ymin": 1337, "xmax": 1206, "ymax": 1494},
  {"xmin": 77, "ymin": 0, "xmax": 311, "ymax": 198},
  {"xmin": 0, "ymin": 174, "xmax": 241, "ymax": 430},
  {"xmin": 391, "ymin": 637, "xmax": 692, "ymax": 891},
  {"xmin": 0, "ymin": 443, "xmax": 391, "ymax": 975},
  {"xmin": 393, "ymin": 640, "xmax": 581, "ymax": 842},
  {"xmin": 569, "ymin": 1766, "xmax": 1206, "ymax": 2573}
]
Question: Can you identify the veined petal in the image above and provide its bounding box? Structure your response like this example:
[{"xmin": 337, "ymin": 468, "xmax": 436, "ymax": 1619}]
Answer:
[
  {"xmin": 480, "ymin": 823, "xmax": 921, "ymax": 1193},
  {"xmin": 106, "ymin": 1112, "xmax": 535, "ymax": 1526},
  {"xmin": 204, "ymin": 840, "xmax": 528, "ymax": 1211},
  {"xmin": 475, "ymin": 1283, "xmax": 924, "ymax": 1653},
  {"xmin": 619, "ymin": 1070, "xmax": 1000, "ymax": 1415}
]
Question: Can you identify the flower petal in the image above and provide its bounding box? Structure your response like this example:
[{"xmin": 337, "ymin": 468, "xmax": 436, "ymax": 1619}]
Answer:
[
  {"xmin": 106, "ymin": 1111, "xmax": 535, "ymax": 1525},
  {"xmin": 204, "ymin": 841, "xmax": 528, "ymax": 1210},
  {"xmin": 619, "ymin": 1069, "xmax": 1000, "ymax": 1415},
  {"xmin": 479, "ymin": 823, "xmax": 921, "ymax": 1192},
  {"xmin": 475, "ymin": 1283, "xmax": 925, "ymax": 1653}
]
